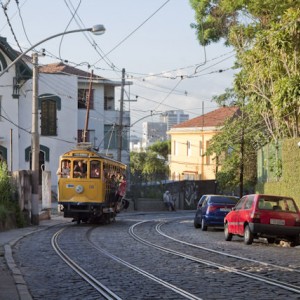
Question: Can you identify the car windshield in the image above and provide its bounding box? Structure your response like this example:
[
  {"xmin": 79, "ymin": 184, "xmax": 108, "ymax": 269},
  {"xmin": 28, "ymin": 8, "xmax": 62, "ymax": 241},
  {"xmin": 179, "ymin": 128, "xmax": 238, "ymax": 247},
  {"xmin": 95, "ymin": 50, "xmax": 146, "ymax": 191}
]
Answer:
[
  {"xmin": 209, "ymin": 196, "xmax": 239, "ymax": 205},
  {"xmin": 258, "ymin": 196, "xmax": 298, "ymax": 212}
]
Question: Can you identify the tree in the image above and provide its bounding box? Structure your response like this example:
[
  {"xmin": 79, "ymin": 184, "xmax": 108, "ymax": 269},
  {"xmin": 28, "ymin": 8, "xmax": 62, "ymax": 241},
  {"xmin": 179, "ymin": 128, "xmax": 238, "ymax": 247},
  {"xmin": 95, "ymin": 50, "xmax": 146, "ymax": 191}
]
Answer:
[
  {"xmin": 206, "ymin": 101, "xmax": 262, "ymax": 196},
  {"xmin": 130, "ymin": 140, "xmax": 170, "ymax": 183},
  {"xmin": 190, "ymin": 1, "xmax": 300, "ymax": 141},
  {"xmin": 190, "ymin": 1, "xmax": 300, "ymax": 190},
  {"xmin": 0, "ymin": 161, "xmax": 24, "ymax": 227},
  {"xmin": 235, "ymin": 8, "xmax": 300, "ymax": 140},
  {"xmin": 189, "ymin": 0, "xmax": 297, "ymax": 46}
]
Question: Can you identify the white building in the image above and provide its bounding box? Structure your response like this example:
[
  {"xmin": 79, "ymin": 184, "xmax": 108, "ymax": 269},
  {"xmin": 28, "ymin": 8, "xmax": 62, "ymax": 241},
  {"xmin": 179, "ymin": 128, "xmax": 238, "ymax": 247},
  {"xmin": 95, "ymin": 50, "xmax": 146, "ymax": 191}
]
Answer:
[{"xmin": 0, "ymin": 37, "xmax": 130, "ymax": 193}]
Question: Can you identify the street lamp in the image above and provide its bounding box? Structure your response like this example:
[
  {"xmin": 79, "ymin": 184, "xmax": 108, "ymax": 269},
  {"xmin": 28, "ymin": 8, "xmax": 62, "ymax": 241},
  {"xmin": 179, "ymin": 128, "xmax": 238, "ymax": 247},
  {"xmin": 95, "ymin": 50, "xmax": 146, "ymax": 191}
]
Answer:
[
  {"xmin": 0, "ymin": 24, "xmax": 105, "ymax": 225},
  {"xmin": 0, "ymin": 24, "xmax": 105, "ymax": 77}
]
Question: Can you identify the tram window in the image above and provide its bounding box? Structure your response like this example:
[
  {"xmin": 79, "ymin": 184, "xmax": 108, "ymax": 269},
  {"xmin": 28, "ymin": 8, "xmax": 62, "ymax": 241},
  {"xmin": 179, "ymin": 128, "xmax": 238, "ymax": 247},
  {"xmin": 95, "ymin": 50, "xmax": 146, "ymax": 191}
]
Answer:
[
  {"xmin": 90, "ymin": 161, "xmax": 100, "ymax": 178},
  {"xmin": 73, "ymin": 160, "xmax": 87, "ymax": 178},
  {"xmin": 57, "ymin": 159, "xmax": 70, "ymax": 178}
]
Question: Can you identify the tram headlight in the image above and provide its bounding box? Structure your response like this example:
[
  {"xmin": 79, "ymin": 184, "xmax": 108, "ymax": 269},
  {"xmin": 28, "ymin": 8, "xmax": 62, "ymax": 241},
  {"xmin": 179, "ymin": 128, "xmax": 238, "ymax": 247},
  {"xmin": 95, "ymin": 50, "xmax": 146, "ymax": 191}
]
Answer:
[{"xmin": 75, "ymin": 185, "xmax": 84, "ymax": 194}]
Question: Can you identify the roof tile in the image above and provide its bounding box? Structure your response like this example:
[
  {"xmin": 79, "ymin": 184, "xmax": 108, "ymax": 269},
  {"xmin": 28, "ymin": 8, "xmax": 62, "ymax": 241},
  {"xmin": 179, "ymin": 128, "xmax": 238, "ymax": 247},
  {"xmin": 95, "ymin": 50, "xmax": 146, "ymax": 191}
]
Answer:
[{"xmin": 172, "ymin": 106, "xmax": 239, "ymax": 129}]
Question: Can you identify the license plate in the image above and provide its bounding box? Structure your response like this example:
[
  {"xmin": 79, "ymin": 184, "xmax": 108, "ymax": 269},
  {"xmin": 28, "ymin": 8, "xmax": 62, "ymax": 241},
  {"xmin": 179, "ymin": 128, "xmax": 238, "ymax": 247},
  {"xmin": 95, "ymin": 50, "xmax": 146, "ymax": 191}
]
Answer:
[
  {"xmin": 270, "ymin": 219, "xmax": 285, "ymax": 225},
  {"xmin": 220, "ymin": 208, "xmax": 231, "ymax": 212}
]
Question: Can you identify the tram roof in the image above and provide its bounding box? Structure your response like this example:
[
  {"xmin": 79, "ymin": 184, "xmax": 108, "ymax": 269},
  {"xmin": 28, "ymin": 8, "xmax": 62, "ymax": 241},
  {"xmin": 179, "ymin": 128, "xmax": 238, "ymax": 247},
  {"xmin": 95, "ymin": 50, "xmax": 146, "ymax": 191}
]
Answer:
[{"xmin": 60, "ymin": 145, "xmax": 126, "ymax": 167}]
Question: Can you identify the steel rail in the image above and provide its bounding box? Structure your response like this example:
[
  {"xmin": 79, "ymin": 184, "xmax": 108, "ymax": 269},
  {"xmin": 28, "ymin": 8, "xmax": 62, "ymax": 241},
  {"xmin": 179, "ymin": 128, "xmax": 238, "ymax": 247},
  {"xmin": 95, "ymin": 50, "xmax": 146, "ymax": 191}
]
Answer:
[
  {"xmin": 86, "ymin": 226, "xmax": 202, "ymax": 300},
  {"xmin": 156, "ymin": 221, "xmax": 300, "ymax": 273},
  {"xmin": 51, "ymin": 228, "xmax": 122, "ymax": 300},
  {"xmin": 129, "ymin": 220, "xmax": 300, "ymax": 295}
]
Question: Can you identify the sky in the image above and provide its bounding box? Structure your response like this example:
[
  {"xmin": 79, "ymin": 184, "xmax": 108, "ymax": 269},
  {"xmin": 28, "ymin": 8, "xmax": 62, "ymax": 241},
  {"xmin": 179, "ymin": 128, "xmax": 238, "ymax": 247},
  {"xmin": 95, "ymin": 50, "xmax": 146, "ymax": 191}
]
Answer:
[{"xmin": 0, "ymin": 0, "xmax": 236, "ymax": 137}]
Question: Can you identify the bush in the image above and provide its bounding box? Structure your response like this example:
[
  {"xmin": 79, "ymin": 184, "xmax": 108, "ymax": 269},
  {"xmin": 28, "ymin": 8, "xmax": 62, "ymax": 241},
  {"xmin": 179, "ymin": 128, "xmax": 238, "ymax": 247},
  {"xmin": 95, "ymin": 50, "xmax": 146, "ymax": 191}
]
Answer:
[{"xmin": 0, "ymin": 162, "xmax": 24, "ymax": 228}]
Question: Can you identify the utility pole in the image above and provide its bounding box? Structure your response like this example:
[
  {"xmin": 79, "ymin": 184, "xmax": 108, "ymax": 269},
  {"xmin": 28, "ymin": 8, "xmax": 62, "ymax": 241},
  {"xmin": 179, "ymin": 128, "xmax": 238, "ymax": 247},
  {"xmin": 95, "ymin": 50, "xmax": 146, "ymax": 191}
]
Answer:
[
  {"xmin": 117, "ymin": 68, "xmax": 125, "ymax": 162},
  {"xmin": 31, "ymin": 53, "xmax": 40, "ymax": 225},
  {"xmin": 83, "ymin": 70, "xmax": 93, "ymax": 143},
  {"xmin": 239, "ymin": 108, "xmax": 245, "ymax": 198}
]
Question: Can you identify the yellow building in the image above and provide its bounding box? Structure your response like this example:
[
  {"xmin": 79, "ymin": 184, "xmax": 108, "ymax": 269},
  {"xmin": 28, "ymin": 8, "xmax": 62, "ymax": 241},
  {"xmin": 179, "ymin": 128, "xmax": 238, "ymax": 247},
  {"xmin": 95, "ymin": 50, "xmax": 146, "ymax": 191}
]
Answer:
[{"xmin": 168, "ymin": 107, "xmax": 239, "ymax": 181}]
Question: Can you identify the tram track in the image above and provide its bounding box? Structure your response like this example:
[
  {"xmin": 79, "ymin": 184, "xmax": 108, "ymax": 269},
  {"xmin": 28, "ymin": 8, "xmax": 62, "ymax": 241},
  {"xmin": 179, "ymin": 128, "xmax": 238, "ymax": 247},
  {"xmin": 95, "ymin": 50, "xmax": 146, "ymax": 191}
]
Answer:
[
  {"xmin": 49, "ymin": 215, "xmax": 300, "ymax": 299},
  {"xmin": 129, "ymin": 220, "xmax": 300, "ymax": 295},
  {"xmin": 51, "ymin": 225, "xmax": 203, "ymax": 300},
  {"xmin": 51, "ymin": 228, "xmax": 122, "ymax": 300}
]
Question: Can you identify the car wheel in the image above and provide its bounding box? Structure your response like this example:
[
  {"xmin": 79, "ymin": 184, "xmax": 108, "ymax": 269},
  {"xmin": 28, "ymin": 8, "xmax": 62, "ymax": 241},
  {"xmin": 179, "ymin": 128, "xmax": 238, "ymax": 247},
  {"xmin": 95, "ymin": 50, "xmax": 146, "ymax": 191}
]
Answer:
[
  {"xmin": 194, "ymin": 217, "xmax": 201, "ymax": 229},
  {"xmin": 201, "ymin": 218, "xmax": 207, "ymax": 231},
  {"xmin": 224, "ymin": 223, "xmax": 232, "ymax": 241},
  {"xmin": 244, "ymin": 225, "xmax": 253, "ymax": 245},
  {"xmin": 290, "ymin": 235, "xmax": 300, "ymax": 247},
  {"xmin": 267, "ymin": 238, "xmax": 275, "ymax": 244}
]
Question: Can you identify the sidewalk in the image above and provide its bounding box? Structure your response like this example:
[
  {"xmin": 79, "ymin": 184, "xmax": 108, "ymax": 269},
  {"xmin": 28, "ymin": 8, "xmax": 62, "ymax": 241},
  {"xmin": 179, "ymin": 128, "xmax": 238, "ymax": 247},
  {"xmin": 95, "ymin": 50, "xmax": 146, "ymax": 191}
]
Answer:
[{"xmin": 0, "ymin": 215, "xmax": 68, "ymax": 300}]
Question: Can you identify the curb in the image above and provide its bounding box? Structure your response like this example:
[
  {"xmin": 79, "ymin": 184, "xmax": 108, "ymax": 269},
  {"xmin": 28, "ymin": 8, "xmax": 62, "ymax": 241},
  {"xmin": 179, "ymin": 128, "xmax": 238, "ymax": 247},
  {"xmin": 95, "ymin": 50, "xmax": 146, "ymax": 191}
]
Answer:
[
  {"xmin": 3, "ymin": 216, "xmax": 69, "ymax": 300},
  {"xmin": 5, "ymin": 244, "xmax": 32, "ymax": 300}
]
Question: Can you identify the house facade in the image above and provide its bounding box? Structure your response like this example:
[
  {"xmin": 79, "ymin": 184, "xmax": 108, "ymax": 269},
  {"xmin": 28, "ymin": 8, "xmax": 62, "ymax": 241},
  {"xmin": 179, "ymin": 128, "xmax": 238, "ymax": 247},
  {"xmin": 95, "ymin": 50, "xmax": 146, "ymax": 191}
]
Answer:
[
  {"xmin": 168, "ymin": 107, "xmax": 239, "ymax": 181},
  {"xmin": 0, "ymin": 37, "xmax": 130, "ymax": 192}
]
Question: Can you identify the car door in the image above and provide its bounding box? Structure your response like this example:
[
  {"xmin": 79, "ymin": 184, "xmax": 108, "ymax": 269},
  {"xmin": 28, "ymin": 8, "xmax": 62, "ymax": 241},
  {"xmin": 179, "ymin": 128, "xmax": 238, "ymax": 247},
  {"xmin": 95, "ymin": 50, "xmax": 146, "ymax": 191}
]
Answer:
[
  {"xmin": 236, "ymin": 195, "xmax": 254, "ymax": 235},
  {"xmin": 200, "ymin": 196, "xmax": 209, "ymax": 221},
  {"xmin": 229, "ymin": 196, "xmax": 247, "ymax": 234}
]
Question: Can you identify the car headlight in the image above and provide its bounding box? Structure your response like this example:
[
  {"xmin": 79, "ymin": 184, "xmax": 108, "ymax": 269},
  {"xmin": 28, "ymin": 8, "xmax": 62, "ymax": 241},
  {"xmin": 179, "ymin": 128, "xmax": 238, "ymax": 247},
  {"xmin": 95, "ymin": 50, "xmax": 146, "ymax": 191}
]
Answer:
[{"xmin": 75, "ymin": 185, "xmax": 84, "ymax": 194}]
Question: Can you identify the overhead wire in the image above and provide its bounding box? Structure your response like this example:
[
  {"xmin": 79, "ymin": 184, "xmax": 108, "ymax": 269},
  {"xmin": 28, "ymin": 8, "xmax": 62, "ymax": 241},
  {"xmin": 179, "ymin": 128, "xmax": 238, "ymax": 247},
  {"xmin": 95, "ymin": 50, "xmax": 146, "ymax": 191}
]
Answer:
[
  {"xmin": 15, "ymin": 0, "xmax": 32, "ymax": 47},
  {"xmin": 1, "ymin": 0, "xmax": 22, "ymax": 52},
  {"xmin": 92, "ymin": 0, "xmax": 171, "ymax": 67},
  {"xmin": 64, "ymin": 0, "xmax": 118, "ymax": 71},
  {"xmin": 59, "ymin": 0, "xmax": 82, "ymax": 60}
]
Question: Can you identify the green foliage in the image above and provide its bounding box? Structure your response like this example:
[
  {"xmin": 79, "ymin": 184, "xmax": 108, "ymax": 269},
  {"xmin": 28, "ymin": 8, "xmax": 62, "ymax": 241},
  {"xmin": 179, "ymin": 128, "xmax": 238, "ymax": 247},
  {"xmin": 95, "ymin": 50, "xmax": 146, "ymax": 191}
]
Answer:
[
  {"xmin": 257, "ymin": 138, "xmax": 300, "ymax": 208},
  {"xmin": 0, "ymin": 162, "xmax": 24, "ymax": 228},
  {"xmin": 190, "ymin": 0, "xmax": 297, "ymax": 46},
  {"xmin": 147, "ymin": 140, "xmax": 170, "ymax": 160},
  {"xmin": 206, "ymin": 102, "xmax": 260, "ymax": 195},
  {"xmin": 130, "ymin": 140, "xmax": 170, "ymax": 183},
  {"xmin": 0, "ymin": 162, "xmax": 14, "ymax": 203},
  {"xmin": 191, "ymin": 2, "xmax": 300, "ymax": 141}
]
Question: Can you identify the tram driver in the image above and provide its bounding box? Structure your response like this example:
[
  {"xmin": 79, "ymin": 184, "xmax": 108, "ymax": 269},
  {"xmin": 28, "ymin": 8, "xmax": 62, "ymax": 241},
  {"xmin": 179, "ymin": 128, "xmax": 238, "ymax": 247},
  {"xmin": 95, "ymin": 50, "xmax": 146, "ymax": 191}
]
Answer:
[{"xmin": 74, "ymin": 160, "xmax": 87, "ymax": 178}]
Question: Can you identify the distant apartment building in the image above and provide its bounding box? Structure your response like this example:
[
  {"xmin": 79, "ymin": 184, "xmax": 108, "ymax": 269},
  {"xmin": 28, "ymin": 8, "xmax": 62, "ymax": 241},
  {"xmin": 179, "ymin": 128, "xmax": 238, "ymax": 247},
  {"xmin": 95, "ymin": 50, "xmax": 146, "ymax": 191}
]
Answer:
[
  {"xmin": 142, "ymin": 122, "xmax": 167, "ymax": 149},
  {"xmin": 160, "ymin": 110, "xmax": 189, "ymax": 131},
  {"xmin": 130, "ymin": 135, "xmax": 142, "ymax": 152}
]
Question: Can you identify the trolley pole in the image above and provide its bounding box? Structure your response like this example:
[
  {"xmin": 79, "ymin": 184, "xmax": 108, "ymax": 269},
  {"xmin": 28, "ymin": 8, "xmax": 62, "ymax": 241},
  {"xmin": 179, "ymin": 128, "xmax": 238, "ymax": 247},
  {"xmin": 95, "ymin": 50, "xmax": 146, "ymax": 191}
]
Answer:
[
  {"xmin": 117, "ymin": 68, "xmax": 125, "ymax": 162},
  {"xmin": 31, "ymin": 53, "xmax": 40, "ymax": 225}
]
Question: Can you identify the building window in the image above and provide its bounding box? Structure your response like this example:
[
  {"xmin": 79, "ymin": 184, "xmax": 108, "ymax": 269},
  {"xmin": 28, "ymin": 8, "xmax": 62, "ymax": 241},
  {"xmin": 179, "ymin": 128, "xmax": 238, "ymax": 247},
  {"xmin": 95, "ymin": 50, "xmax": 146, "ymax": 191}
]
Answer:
[
  {"xmin": 199, "ymin": 140, "xmax": 202, "ymax": 156},
  {"xmin": 173, "ymin": 141, "xmax": 177, "ymax": 155},
  {"xmin": 41, "ymin": 100, "xmax": 57, "ymax": 136},
  {"xmin": 187, "ymin": 141, "xmax": 191, "ymax": 156},
  {"xmin": 0, "ymin": 145, "xmax": 7, "ymax": 162},
  {"xmin": 206, "ymin": 140, "xmax": 211, "ymax": 165},
  {"xmin": 78, "ymin": 89, "xmax": 94, "ymax": 109}
]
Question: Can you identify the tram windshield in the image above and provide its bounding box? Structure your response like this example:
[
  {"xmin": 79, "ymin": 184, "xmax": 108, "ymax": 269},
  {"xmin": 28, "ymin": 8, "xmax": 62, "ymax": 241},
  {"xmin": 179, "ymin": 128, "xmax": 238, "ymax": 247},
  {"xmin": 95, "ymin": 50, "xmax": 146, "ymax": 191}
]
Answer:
[
  {"xmin": 73, "ymin": 160, "xmax": 87, "ymax": 178},
  {"xmin": 90, "ymin": 160, "xmax": 101, "ymax": 178}
]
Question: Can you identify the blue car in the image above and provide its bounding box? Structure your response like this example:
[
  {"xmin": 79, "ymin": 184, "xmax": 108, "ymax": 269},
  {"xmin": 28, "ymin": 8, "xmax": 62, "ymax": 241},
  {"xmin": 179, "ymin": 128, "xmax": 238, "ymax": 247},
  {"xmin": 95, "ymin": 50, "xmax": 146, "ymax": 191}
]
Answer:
[{"xmin": 194, "ymin": 194, "xmax": 239, "ymax": 231}]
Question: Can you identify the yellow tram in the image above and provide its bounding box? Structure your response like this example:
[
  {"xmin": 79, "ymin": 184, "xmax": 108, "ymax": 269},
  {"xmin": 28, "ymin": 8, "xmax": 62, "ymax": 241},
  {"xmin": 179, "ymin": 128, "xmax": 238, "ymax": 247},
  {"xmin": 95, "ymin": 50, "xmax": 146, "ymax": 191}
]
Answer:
[{"xmin": 57, "ymin": 144, "xmax": 127, "ymax": 224}]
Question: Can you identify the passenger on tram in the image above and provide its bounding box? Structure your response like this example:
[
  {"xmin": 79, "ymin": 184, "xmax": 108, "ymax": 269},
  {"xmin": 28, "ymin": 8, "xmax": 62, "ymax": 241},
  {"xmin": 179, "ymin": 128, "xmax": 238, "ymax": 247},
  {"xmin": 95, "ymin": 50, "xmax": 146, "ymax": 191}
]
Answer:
[
  {"xmin": 57, "ymin": 160, "xmax": 70, "ymax": 178},
  {"xmin": 74, "ymin": 160, "xmax": 87, "ymax": 178}
]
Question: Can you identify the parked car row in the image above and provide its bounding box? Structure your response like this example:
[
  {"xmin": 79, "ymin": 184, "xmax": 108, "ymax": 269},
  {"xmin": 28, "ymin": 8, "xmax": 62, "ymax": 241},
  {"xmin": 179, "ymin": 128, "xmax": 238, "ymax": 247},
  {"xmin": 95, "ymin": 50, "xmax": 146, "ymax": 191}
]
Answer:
[{"xmin": 194, "ymin": 194, "xmax": 300, "ymax": 246}]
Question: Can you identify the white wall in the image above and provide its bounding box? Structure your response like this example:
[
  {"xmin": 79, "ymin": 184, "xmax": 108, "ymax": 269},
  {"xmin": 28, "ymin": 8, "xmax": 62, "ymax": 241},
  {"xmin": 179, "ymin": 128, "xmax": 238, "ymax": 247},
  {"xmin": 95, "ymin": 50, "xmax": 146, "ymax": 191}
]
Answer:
[{"xmin": 19, "ymin": 73, "xmax": 78, "ymax": 188}]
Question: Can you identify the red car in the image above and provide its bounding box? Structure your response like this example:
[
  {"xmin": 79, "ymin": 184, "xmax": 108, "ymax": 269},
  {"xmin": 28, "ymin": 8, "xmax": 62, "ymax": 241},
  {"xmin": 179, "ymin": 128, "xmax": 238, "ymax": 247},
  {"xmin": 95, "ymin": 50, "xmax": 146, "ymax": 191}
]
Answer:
[{"xmin": 224, "ymin": 194, "xmax": 300, "ymax": 246}]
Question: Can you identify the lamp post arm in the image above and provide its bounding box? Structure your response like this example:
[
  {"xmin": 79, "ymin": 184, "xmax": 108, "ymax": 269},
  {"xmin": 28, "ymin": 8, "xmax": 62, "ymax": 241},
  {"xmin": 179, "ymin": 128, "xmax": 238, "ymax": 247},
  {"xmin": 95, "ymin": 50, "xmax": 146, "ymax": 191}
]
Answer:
[
  {"xmin": 0, "ymin": 27, "xmax": 94, "ymax": 77},
  {"xmin": 130, "ymin": 112, "xmax": 162, "ymax": 127}
]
